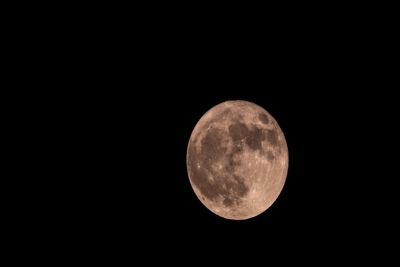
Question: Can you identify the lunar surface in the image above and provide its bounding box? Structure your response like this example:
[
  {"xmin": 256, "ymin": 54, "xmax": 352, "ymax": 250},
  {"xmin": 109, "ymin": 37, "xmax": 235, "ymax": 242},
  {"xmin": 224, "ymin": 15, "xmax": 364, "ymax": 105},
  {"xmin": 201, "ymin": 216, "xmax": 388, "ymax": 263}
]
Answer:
[{"xmin": 186, "ymin": 100, "xmax": 288, "ymax": 220}]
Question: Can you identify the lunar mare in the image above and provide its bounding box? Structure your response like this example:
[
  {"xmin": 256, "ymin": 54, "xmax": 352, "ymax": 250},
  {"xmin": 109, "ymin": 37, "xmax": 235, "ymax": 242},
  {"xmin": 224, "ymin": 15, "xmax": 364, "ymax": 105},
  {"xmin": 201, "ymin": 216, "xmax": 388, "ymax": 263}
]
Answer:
[{"xmin": 186, "ymin": 100, "xmax": 288, "ymax": 220}]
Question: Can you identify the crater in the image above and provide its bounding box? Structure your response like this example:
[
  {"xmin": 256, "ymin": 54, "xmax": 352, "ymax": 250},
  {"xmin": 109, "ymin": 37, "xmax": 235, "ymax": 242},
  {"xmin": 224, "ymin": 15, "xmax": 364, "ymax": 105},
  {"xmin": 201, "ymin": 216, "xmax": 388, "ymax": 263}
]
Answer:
[
  {"xmin": 258, "ymin": 112, "xmax": 269, "ymax": 124},
  {"xmin": 223, "ymin": 197, "xmax": 234, "ymax": 207},
  {"xmin": 267, "ymin": 151, "xmax": 275, "ymax": 160}
]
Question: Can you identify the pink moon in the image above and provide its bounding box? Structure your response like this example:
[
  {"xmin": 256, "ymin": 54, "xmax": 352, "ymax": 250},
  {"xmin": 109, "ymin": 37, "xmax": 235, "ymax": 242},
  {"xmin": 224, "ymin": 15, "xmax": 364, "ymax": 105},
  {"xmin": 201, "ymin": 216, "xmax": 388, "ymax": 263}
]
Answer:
[{"xmin": 186, "ymin": 100, "xmax": 289, "ymax": 220}]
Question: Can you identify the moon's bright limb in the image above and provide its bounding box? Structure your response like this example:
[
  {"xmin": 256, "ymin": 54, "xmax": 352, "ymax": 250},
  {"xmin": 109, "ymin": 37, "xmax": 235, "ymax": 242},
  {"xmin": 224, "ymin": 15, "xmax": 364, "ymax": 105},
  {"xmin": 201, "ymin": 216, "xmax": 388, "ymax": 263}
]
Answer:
[{"xmin": 186, "ymin": 100, "xmax": 288, "ymax": 220}]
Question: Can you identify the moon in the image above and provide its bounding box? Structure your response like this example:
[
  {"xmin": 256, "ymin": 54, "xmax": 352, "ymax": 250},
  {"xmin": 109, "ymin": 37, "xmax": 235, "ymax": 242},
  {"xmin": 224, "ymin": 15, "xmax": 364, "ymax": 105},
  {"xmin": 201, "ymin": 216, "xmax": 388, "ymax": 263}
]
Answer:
[{"xmin": 186, "ymin": 100, "xmax": 288, "ymax": 220}]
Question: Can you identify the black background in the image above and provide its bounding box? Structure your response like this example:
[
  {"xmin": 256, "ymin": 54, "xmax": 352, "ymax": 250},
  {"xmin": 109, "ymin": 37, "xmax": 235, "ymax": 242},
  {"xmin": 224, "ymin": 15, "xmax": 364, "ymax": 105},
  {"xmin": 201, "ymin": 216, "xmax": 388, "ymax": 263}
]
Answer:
[{"xmin": 15, "ymin": 8, "xmax": 397, "ymax": 262}]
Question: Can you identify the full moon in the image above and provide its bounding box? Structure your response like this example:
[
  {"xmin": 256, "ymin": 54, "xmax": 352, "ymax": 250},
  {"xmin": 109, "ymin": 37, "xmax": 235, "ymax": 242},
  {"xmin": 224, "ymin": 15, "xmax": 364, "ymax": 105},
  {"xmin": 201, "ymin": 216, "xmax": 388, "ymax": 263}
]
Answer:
[{"xmin": 186, "ymin": 100, "xmax": 288, "ymax": 220}]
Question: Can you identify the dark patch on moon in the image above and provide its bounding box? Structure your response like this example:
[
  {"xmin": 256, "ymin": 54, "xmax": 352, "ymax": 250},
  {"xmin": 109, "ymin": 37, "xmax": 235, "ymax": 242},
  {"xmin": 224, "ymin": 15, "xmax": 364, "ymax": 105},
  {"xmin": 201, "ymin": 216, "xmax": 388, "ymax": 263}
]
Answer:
[
  {"xmin": 188, "ymin": 125, "xmax": 250, "ymax": 205},
  {"xmin": 228, "ymin": 122, "xmax": 249, "ymax": 142},
  {"xmin": 188, "ymin": 167, "xmax": 219, "ymax": 199},
  {"xmin": 232, "ymin": 174, "xmax": 249, "ymax": 196},
  {"xmin": 221, "ymin": 175, "xmax": 249, "ymax": 207},
  {"xmin": 200, "ymin": 128, "xmax": 227, "ymax": 160},
  {"xmin": 267, "ymin": 129, "xmax": 279, "ymax": 146},
  {"xmin": 223, "ymin": 197, "xmax": 234, "ymax": 207},
  {"xmin": 226, "ymin": 156, "xmax": 238, "ymax": 173},
  {"xmin": 245, "ymin": 126, "xmax": 266, "ymax": 151},
  {"xmin": 267, "ymin": 151, "xmax": 275, "ymax": 160},
  {"xmin": 258, "ymin": 113, "xmax": 269, "ymax": 124},
  {"xmin": 229, "ymin": 122, "xmax": 265, "ymax": 152},
  {"xmin": 232, "ymin": 143, "xmax": 244, "ymax": 154}
]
